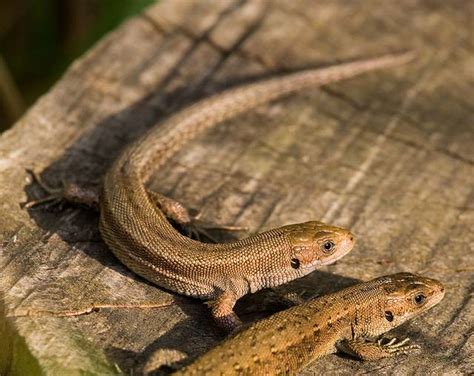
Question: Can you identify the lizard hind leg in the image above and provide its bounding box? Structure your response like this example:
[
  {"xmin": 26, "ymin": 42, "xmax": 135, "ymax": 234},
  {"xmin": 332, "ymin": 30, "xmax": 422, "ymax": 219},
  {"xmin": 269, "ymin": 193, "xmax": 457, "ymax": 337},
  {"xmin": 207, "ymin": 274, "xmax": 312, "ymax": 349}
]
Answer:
[
  {"xmin": 22, "ymin": 169, "xmax": 100, "ymax": 210},
  {"xmin": 146, "ymin": 190, "xmax": 247, "ymax": 242},
  {"xmin": 336, "ymin": 337, "xmax": 420, "ymax": 361}
]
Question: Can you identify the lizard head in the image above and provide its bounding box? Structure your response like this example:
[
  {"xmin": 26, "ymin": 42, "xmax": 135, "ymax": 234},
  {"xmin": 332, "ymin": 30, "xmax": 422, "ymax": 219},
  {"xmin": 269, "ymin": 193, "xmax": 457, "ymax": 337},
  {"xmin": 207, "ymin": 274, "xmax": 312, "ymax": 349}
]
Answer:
[
  {"xmin": 282, "ymin": 221, "xmax": 355, "ymax": 271},
  {"xmin": 371, "ymin": 272, "xmax": 445, "ymax": 335}
]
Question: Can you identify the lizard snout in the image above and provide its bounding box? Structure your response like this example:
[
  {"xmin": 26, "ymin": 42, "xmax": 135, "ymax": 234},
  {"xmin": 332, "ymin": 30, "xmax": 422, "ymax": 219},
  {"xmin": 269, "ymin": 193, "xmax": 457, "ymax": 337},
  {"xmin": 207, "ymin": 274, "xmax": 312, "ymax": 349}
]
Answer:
[{"xmin": 338, "ymin": 231, "xmax": 355, "ymax": 255}]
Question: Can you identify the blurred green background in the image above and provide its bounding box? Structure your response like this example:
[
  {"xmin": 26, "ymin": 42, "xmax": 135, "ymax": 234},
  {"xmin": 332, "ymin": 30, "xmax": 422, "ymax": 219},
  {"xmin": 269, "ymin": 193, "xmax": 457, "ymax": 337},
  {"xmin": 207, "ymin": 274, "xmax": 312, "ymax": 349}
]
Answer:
[{"xmin": 0, "ymin": 0, "xmax": 155, "ymax": 132}]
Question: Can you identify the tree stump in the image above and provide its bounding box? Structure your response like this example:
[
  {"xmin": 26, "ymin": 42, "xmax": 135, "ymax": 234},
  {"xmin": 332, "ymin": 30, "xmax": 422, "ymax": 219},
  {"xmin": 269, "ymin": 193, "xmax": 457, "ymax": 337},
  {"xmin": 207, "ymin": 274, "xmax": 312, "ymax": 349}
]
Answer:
[{"xmin": 0, "ymin": 1, "xmax": 472, "ymax": 374}]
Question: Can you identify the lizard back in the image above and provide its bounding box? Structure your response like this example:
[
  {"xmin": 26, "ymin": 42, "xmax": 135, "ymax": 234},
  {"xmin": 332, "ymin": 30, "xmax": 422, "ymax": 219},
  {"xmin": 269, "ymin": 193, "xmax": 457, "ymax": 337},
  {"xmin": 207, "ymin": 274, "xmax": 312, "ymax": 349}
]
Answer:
[{"xmin": 99, "ymin": 52, "xmax": 414, "ymax": 299}]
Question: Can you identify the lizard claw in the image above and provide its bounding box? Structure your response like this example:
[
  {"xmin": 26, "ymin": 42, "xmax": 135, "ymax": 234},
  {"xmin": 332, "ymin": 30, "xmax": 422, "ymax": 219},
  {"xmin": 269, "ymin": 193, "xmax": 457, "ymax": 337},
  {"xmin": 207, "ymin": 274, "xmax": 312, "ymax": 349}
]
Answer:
[
  {"xmin": 22, "ymin": 169, "xmax": 64, "ymax": 209},
  {"xmin": 378, "ymin": 337, "xmax": 420, "ymax": 355},
  {"xmin": 183, "ymin": 221, "xmax": 219, "ymax": 243},
  {"xmin": 183, "ymin": 217, "xmax": 248, "ymax": 243},
  {"xmin": 338, "ymin": 337, "xmax": 421, "ymax": 361},
  {"xmin": 147, "ymin": 190, "xmax": 248, "ymax": 243}
]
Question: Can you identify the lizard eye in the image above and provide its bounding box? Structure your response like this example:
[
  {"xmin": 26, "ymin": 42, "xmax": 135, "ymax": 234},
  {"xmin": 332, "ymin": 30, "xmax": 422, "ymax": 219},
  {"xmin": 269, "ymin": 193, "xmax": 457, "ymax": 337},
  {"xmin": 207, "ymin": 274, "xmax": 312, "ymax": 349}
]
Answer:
[
  {"xmin": 290, "ymin": 258, "xmax": 300, "ymax": 269},
  {"xmin": 385, "ymin": 311, "xmax": 394, "ymax": 322},
  {"xmin": 413, "ymin": 294, "xmax": 426, "ymax": 305},
  {"xmin": 321, "ymin": 240, "xmax": 335, "ymax": 253}
]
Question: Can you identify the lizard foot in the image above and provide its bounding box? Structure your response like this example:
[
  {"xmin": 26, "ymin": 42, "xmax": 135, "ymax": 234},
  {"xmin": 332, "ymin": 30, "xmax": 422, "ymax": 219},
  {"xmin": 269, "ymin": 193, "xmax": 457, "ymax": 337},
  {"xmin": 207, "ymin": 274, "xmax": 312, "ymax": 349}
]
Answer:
[
  {"xmin": 337, "ymin": 337, "xmax": 420, "ymax": 361},
  {"xmin": 206, "ymin": 291, "xmax": 242, "ymax": 333},
  {"xmin": 182, "ymin": 216, "xmax": 248, "ymax": 243},
  {"xmin": 377, "ymin": 337, "xmax": 420, "ymax": 355},
  {"xmin": 22, "ymin": 169, "xmax": 99, "ymax": 210}
]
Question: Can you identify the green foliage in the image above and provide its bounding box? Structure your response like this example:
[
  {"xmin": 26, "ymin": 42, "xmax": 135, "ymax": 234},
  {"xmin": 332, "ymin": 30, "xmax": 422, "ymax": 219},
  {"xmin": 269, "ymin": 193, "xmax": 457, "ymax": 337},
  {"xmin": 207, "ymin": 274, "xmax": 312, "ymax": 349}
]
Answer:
[{"xmin": 0, "ymin": 0, "xmax": 155, "ymax": 129}]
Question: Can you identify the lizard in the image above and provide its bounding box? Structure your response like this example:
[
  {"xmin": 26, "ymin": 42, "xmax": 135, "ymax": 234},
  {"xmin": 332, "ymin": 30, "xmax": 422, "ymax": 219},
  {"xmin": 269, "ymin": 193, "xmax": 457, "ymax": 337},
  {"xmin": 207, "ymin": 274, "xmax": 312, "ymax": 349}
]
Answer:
[
  {"xmin": 27, "ymin": 51, "xmax": 415, "ymax": 331},
  {"xmin": 175, "ymin": 272, "xmax": 445, "ymax": 375}
]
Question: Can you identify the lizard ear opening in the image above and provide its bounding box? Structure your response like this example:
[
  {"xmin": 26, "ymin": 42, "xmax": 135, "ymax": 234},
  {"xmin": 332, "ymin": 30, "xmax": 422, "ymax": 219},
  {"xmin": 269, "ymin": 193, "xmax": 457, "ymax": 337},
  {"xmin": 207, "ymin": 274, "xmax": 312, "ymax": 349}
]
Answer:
[
  {"xmin": 385, "ymin": 311, "xmax": 394, "ymax": 322},
  {"xmin": 290, "ymin": 258, "xmax": 300, "ymax": 269}
]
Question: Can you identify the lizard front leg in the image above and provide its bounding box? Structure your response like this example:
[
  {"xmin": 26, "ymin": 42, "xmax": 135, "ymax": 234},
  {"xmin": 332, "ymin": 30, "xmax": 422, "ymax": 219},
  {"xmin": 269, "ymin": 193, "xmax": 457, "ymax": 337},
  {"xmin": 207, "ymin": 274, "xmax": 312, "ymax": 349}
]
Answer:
[
  {"xmin": 206, "ymin": 290, "xmax": 242, "ymax": 332},
  {"xmin": 336, "ymin": 337, "xmax": 420, "ymax": 360}
]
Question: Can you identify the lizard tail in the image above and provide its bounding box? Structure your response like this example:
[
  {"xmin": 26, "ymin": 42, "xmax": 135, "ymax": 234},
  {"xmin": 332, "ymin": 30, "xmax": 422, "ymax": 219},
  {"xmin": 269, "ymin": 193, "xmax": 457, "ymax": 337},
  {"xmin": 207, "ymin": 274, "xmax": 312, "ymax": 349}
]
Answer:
[{"xmin": 123, "ymin": 50, "xmax": 415, "ymax": 181}]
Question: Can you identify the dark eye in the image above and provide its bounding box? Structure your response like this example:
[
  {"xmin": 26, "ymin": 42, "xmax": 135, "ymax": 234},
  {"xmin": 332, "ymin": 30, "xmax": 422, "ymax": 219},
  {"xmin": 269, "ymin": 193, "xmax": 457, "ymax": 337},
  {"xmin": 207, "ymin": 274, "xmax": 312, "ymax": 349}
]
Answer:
[
  {"xmin": 385, "ymin": 311, "xmax": 394, "ymax": 322},
  {"xmin": 321, "ymin": 241, "xmax": 335, "ymax": 253},
  {"xmin": 290, "ymin": 258, "xmax": 300, "ymax": 269},
  {"xmin": 414, "ymin": 294, "xmax": 426, "ymax": 305}
]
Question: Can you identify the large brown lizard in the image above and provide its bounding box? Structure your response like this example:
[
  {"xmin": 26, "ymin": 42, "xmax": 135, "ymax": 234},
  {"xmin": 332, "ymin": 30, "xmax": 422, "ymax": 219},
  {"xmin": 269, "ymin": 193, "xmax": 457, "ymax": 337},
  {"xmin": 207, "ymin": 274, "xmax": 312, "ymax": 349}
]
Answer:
[
  {"xmin": 176, "ymin": 272, "xmax": 445, "ymax": 375},
  {"xmin": 28, "ymin": 51, "xmax": 414, "ymax": 330}
]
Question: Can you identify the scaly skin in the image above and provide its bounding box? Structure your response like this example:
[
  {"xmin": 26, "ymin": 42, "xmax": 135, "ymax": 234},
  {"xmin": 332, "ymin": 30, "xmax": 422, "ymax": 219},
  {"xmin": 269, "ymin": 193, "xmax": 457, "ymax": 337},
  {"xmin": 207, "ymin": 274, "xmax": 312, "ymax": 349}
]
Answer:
[
  {"xmin": 98, "ymin": 51, "xmax": 414, "ymax": 330},
  {"xmin": 177, "ymin": 273, "xmax": 445, "ymax": 375}
]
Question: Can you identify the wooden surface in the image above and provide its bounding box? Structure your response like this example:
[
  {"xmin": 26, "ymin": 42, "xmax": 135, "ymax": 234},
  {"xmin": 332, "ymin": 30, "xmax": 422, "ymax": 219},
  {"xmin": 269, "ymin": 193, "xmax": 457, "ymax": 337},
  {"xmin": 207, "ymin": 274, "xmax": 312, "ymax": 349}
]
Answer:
[{"xmin": 0, "ymin": 0, "xmax": 472, "ymax": 374}]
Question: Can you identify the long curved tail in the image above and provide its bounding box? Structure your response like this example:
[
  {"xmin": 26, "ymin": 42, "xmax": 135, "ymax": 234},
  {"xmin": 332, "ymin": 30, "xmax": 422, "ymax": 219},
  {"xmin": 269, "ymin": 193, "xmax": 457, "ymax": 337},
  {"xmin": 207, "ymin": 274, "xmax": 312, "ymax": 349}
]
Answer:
[{"xmin": 123, "ymin": 51, "xmax": 415, "ymax": 181}]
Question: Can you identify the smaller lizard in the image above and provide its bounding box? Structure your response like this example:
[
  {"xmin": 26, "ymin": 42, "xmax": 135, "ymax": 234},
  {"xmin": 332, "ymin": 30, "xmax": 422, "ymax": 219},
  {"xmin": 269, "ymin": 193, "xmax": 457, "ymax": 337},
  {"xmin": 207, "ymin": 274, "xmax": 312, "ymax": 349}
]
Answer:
[{"xmin": 176, "ymin": 272, "xmax": 445, "ymax": 375}]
